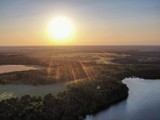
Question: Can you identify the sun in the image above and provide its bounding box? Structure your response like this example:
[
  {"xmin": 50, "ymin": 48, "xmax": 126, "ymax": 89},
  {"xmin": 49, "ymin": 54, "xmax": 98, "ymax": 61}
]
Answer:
[{"xmin": 49, "ymin": 16, "xmax": 74, "ymax": 42}]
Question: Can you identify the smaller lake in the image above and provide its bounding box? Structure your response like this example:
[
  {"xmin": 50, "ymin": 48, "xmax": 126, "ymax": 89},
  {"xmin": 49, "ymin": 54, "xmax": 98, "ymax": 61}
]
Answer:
[
  {"xmin": 0, "ymin": 65, "xmax": 40, "ymax": 74},
  {"xmin": 86, "ymin": 78, "xmax": 160, "ymax": 120},
  {"xmin": 0, "ymin": 82, "xmax": 67, "ymax": 100}
]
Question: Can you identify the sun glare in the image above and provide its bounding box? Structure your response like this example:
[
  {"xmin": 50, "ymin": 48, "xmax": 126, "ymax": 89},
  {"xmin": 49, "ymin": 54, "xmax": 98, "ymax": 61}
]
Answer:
[{"xmin": 49, "ymin": 16, "xmax": 74, "ymax": 43}]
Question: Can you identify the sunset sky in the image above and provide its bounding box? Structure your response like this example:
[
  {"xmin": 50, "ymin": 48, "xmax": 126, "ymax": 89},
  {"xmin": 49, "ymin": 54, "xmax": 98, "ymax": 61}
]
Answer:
[{"xmin": 0, "ymin": 0, "xmax": 160, "ymax": 46}]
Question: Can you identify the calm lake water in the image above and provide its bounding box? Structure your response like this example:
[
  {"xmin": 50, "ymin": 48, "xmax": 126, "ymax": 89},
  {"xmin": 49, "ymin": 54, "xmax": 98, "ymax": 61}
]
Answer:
[
  {"xmin": 86, "ymin": 78, "xmax": 160, "ymax": 120},
  {"xmin": 0, "ymin": 82, "xmax": 67, "ymax": 100},
  {"xmin": 0, "ymin": 65, "xmax": 40, "ymax": 74}
]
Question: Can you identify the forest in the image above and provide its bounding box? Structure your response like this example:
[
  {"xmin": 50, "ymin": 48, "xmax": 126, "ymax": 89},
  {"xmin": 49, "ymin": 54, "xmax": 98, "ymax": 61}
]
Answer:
[
  {"xmin": 0, "ymin": 46, "xmax": 160, "ymax": 120},
  {"xmin": 0, "ymin": 76, "xmax": 128, "ymax": 120}
]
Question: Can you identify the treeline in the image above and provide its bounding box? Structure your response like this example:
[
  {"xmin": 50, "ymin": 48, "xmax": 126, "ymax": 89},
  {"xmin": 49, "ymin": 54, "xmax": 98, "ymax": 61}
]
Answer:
[
  {"xmin": 0, "ymin": 69, "xmax": 56, "ymax": 85},
  {"xmin": 0, "ymin": 77, "xmax": 128, "ymax": 120},
  {"xmin": 124, "ymin": 64, "xmax": 160, "ymax": 79},
  {"xmin": 111, "ymin": 51, "xmax": 160, "ymax": 64},
  {"xmin": 96, "ymin": 64, "xmax": 160, "ymax": 80},
  {"xmin": 0, "ymin": 54, "xmax": 45, "ymax": 66}
]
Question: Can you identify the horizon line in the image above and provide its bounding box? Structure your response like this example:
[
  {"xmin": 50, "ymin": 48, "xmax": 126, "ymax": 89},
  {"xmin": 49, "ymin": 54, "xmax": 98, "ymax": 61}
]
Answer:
[{"xmin": 0, "ymin": 44, "xmax": 160, "ymax": 47}]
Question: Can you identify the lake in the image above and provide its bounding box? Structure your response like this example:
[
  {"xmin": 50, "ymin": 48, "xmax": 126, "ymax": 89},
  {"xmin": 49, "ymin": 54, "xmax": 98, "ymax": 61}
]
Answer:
[
  {"xmin": 0, "ymin": 65, "xmax": 40, "ymax": 74},
  {"xmin": 85, "ymin": 78, "xmax": 160, "ymax": 120},
  {"xmin": 0, "ymin": 82, "xmax": 67, "ymax": 100}
]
